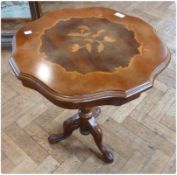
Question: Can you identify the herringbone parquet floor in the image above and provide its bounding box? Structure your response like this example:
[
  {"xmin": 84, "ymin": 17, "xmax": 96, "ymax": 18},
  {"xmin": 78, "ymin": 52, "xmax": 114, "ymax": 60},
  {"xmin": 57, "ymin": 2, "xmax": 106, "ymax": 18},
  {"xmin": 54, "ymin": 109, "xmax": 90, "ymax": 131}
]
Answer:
[{"xmin": 1, "ymin": 1, "xmax": 176, "ymax": 174}]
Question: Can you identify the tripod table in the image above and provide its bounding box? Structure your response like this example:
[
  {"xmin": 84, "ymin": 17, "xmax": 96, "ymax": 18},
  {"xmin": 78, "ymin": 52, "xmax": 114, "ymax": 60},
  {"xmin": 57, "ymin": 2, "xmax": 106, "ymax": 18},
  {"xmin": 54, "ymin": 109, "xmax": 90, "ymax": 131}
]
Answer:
[{"xmin": 9, "ymin": 7, "xmax": 170, "ymax": 163}]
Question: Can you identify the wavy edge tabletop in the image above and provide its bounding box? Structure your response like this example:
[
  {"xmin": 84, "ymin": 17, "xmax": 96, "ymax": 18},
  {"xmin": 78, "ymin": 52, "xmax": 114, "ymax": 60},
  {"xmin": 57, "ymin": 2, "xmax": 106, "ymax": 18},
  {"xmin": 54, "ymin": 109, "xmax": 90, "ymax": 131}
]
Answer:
[{"xmin": 9, "ymin": 7, "xmax": 171, "ymax": 108}]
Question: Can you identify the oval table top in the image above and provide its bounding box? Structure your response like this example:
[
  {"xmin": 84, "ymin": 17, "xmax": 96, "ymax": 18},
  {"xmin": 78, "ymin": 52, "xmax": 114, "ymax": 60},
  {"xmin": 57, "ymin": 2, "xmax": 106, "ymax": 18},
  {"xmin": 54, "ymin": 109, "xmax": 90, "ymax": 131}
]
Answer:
[{"xmin": 9, "ymin": 7, "xmax": 170, "ymax": 108}]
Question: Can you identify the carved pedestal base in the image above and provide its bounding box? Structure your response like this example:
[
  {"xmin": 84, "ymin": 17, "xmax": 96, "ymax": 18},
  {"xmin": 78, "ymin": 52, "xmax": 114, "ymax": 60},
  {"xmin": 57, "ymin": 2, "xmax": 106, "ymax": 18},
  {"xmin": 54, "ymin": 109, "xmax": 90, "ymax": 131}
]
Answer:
[{"xmin": 48, "ymin": 107, "xmax": 113, "ymax": 163}]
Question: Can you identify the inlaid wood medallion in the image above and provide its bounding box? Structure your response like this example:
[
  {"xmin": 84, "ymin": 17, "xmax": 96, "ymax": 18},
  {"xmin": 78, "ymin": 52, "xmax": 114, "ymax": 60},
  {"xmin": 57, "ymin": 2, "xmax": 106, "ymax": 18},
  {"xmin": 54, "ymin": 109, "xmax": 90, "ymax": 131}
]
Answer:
[{"xmin": 40, "ymin": 17, "xmax": 140, "ymax": 74}]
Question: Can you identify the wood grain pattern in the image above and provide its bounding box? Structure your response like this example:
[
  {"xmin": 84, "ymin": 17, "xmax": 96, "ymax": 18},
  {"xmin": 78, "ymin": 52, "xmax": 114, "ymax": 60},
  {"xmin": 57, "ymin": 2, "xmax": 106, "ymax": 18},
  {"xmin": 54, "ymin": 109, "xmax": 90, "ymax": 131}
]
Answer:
[
  {"xmin": 9, "ymin": 7, "xmax": 170, "ymax": 109},
  {"xmin": 2, "ymin": 1, "xmax": 175, "ymax": 173},
  {"xmin": 41, "ymin": 18, "xmax": 139, "ymax": 73}
]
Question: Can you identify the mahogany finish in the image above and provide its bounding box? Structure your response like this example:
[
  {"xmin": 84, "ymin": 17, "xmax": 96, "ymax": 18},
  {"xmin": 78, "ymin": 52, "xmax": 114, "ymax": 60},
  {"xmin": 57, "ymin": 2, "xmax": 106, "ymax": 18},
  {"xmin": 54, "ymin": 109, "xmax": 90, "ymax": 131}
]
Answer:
[
  {"xmin": 9, "ymin": 7, "xmax": 170, "ymax": 163},
  {"xmin": 41, "ymin": 17, "xmax": 140, "ymax": 73},
  {"xmin": 48, "ymin": 107, "xmax": 113, "ymax": 162}
]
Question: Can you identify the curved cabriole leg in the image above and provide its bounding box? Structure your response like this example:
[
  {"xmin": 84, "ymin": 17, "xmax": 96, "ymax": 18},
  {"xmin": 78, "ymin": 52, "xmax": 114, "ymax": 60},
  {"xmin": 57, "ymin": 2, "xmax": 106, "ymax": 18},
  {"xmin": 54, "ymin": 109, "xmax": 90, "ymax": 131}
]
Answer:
[
  {"xmin": 87, "ymin": 117, "xmax": 114, "ymax": 163},
  {"xmin": 48, "ymin": 107, "xmax": 113, "ymax": 163},
  {"xmin": 48, "ymin": 113, "xmax": 80, "ymax": 144}
]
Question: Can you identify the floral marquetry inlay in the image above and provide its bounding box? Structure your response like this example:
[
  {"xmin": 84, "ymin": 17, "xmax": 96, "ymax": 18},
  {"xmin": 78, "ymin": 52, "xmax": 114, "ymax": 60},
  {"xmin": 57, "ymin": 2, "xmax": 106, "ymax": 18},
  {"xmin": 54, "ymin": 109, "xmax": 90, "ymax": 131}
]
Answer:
[
  {"xmin": 40, "ymin": 17, "xmax": 140, "ymax": 74},
  {"xmin": 11, "ymin": 7, "xmax": 170, "ymax": 100},
  {"xmin": 68, "ymin": 25, "xmax": 115, "ymax": 53}
]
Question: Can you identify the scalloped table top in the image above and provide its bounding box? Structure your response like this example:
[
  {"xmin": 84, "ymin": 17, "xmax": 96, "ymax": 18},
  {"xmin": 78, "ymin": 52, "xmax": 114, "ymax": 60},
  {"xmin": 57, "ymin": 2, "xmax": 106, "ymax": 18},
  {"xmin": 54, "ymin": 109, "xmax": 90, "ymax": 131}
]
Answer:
[{"xmin": 9, "ymin": 7, "xmax": 170, "ymax": 107}]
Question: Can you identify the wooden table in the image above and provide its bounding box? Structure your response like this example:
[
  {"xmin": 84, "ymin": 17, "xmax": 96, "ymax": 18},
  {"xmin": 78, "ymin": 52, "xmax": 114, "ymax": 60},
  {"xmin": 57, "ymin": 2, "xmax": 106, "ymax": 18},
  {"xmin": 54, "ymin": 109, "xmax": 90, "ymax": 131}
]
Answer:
[{"xmin": 9, "ymin": 7, "xmax": 170, "ymax": 163}]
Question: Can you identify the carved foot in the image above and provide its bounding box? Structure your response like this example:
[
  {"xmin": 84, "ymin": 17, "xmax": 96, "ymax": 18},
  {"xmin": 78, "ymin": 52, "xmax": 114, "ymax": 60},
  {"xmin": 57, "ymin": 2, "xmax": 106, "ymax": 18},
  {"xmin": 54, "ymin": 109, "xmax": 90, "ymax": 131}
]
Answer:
[
  {"xmin": 101, "ymin": 149, "xmax": 114, "ymax": 163},
  {"xmin": 48, "ymin": 113, "xmax": 80, "ymax": 144},
  {"xmin": 48, "ymin": 133, "xmax": 66, "ymax": 144},
  {"xmin": 86, "ymin": 117, "xmax": 114, "ymax": 163}
]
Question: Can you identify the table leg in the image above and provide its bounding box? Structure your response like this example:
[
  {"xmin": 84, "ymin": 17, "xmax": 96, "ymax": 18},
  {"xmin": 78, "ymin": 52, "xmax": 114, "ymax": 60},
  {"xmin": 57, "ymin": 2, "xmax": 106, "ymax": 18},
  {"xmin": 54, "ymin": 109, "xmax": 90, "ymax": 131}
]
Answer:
[
  {"xmin": 48, "ymin": 113, "xmax": 80, "ymax": 144},
  {"xmin": 48, "ymin": 106, "xmax": 113, "ymax": 163},
  {"xmin": 85, "ymin": 117, "xmax": 113, "ymax": 163}
]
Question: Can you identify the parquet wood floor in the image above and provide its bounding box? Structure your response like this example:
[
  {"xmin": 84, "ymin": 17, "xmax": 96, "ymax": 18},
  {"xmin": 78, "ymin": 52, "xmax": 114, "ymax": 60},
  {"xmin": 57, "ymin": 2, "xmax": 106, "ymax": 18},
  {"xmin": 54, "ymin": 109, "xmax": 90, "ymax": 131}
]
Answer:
[{"xmin": 1, "ymin": 1, "xmax": 176, "ymax": 173}]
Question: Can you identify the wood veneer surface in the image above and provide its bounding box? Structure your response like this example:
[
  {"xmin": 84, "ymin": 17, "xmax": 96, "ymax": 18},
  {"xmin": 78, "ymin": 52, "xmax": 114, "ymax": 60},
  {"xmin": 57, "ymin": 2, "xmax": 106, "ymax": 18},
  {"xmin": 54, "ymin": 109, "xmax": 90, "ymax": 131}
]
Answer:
[{"xmin": 10, "ymin": 7, "xmax": 170, "ymax": 103}]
